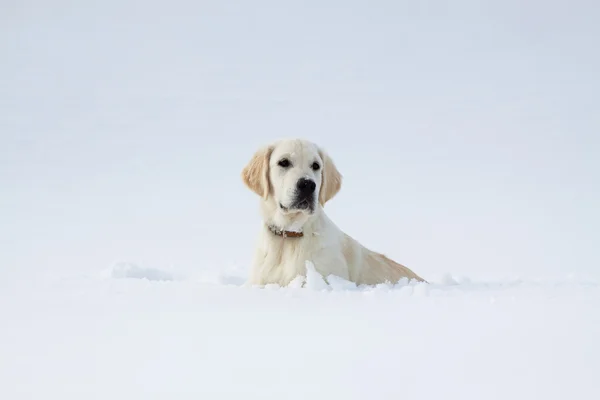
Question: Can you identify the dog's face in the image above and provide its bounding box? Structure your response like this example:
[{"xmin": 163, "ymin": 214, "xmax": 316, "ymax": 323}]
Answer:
[
  {"xmin": 269, "ymin": 140, "xmax": 322, "ymax": 214},
  {"xmin": 242, "ymin": 139, "xmax": 342, "ymax": 215}
]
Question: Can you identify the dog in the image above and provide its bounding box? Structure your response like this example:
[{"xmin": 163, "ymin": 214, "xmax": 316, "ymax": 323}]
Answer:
[{"xmin": 241, "ymin": 138, "xmax": 426, "ymax": 287}]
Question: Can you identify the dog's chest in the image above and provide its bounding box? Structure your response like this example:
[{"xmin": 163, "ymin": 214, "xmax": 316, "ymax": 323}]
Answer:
[{"xmin": 259, "ymin": 236, "xmax": 323, "ymax": 285}]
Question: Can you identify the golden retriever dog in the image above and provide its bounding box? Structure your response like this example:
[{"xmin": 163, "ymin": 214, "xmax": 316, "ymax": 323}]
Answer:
[{"xmin": 241, "ymin": 138, "xmax": 426, "ymax": 287}]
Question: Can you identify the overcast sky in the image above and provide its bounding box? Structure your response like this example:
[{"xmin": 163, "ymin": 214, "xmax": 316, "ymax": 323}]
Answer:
[{"xmin": 1, "ymin": 1, "xmax": 599, "ymax": 284}]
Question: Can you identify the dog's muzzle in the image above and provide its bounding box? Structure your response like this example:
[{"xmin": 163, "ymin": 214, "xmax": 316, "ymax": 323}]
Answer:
[
  {"xmin": 278, "ymin": 178, "xmax": 317, "ymax": 213},
  {"xmin": 285, "ymin": 178, "xmax": 316, "ymax": 213}
]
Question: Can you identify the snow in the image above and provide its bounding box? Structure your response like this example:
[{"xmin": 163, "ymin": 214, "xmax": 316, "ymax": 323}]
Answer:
[
  {"xmin": 106, "ymin": 262, "xmax": 176, "ymax": 282},
  {"xmin": 305, "ymin": 260, "xmax": 331, "ymax": 291},
  {"xmin": 1, "ymin": 267, "xmax": 599, "ymax": 400},
  {"xmin": 2, "ymin": 0, "xmax": 600, "ymax": 399}
]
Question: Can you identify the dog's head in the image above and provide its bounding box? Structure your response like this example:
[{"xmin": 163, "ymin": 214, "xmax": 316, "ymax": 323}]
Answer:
[{"xmin": 242, "ymin": 139, "xmax": 342, "ymax": 216}]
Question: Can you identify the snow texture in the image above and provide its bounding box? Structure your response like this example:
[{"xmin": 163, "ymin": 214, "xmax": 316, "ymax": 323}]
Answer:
[
  {"xmin": 1, "ymin": 264, "xmax": 599, "ymax": 400},
  {"xmin": 107, "ymin": 262, "xmax": 175, "ymax": 281}
]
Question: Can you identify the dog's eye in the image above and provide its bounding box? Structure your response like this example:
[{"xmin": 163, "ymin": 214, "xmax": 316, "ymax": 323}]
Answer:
[
  {"xmin": 311, "ymin": 162, "xmax": 320, "ymax": 171},
  {"xmin": 278, "ymin": 158, "xmax": 291, "ymax": 168}
]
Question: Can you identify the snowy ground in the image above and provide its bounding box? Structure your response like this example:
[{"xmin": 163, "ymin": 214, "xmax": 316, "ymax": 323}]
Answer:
[{"xmin": 1, "ymin": 263, "xmax": 599, "ymax": 400}]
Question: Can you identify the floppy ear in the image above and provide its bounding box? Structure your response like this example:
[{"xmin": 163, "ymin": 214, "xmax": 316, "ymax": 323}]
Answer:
[
  {"xmin": 318, "ymin": 149, "xmax": 342, "ymax": 206},
  {"xmin": 241, "ymin": 145, "xmax": 273, "ymax": 199}
]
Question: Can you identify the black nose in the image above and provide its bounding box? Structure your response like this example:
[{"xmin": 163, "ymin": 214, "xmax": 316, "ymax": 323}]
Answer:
[{"xmin": 296, "ymin": 178, "xmax": 316, "ymax": 194}]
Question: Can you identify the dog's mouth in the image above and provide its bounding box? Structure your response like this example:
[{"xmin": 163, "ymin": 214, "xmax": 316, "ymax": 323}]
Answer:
[
  {"xmin": 295, "ymin": 199, "xmax": 311, "ymax": 210},
  {"xmin": 279, "ymin": 199, "xmax": 314, "ymax": 213}
]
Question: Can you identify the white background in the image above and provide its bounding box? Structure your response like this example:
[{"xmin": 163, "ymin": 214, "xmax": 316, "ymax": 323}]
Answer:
[{"xmin": 2, "ymin": 1, "xmax": 599, "ymax": 283}]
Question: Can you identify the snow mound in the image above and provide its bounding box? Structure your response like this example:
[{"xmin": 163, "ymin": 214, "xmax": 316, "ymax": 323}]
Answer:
[
  {"xmin": 305, "ymin": 260, "xmax": 330, "ymax": 291},
  {"xmin": 106, "ymin": 262, "xmax": 175, "ymax": 281},
  {"xmin": 325, "ymin": 274, "xmax": 358, "ymax": 291}
]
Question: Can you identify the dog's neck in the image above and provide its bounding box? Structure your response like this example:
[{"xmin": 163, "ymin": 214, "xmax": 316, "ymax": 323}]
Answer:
[{"xmin": 260, "ymin": 199, "xmax": 319, "ymax": 239}]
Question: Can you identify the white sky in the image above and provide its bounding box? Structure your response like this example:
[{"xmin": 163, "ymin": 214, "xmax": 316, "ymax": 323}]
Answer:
[{"xmin": 1, "ymin": 1, "xmax": 599, "ymax": 283}]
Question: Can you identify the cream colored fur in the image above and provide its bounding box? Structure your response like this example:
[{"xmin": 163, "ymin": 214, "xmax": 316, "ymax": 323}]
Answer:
[{"xmin": 242, "ymin": 138, "xmax": 425, "ymax": 287}]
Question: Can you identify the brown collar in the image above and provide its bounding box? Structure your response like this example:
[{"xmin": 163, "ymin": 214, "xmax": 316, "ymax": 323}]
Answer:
[{"xmin": 268, "ymin": 225, "xmax": 304, "ymax": 238}]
